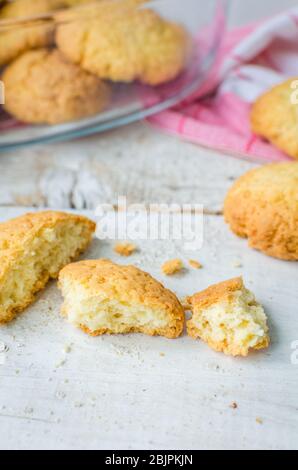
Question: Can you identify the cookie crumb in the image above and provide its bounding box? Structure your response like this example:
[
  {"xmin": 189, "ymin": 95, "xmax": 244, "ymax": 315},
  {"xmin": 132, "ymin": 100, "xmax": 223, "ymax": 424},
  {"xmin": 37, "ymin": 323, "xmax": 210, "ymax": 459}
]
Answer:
[
  {"xmin": 180, "ymin": 297, "xmax": 191, "ymax": 310},
  {"xmin": 55, "ymin": 359, "xmax": 66, "ymax": 368},
  {"xmin": 232, "ymin": 260, "xmax": 242, "ymax": 268},
  {"xmin": 256, "ymin": 417, "xmax": 263, "ymax": 424},
  {"xmin": 114, "ymin": 242, "xmax": 137, "ymax": 257},
  {"xmin": 230, "ymin": 402, "xmax": 238, "ymax": 409},
  {"xmin": 162, "ymin": 259, "xmax": 183, "ymax": 276},
  {"xmin": 159, "ymin": 352, "xmax": 165, "ymax": 357},
  {"xmin": 189, "ymin": 259, "xmax": 203, "ymax": 269}
]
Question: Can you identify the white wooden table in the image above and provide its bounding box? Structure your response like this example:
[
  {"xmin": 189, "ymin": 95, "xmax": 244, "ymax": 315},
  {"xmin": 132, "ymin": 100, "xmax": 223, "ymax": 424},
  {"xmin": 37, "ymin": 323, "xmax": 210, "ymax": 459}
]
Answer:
[
  {"xmin": 0, "ymin": 0, "xmax": 297, "ymax": 451},
  {"xmin": 0, "ymin": 123, "xmax": 297, "ymax": 451}
]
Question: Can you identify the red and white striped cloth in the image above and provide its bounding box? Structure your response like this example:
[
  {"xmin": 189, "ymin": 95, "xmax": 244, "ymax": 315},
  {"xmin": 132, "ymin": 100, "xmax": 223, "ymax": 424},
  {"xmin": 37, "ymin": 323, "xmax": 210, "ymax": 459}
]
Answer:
[{"xmin": 148, "ymin": 8, "xmax": 298, "ymax": 162}]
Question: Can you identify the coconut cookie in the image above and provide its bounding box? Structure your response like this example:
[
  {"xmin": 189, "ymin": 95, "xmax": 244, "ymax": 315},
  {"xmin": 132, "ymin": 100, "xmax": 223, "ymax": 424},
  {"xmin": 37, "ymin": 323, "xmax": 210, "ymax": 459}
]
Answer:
[
  {"xmin": 187, "ymin": 277, "xmax": 270, "ymax": 357},
  {"xmin": 62, "ymin": 0, "xmax": 97, "ymax": 5},
  {"xmin": 58, "ymin": 259, "xmax": 184, "ymax": 338},
  {"xmin": 251, "ymin": 79, "xmax": 298, "ymax": 160},
  {"xmin": 2, "ymin": 49, "xmax": 110, "ymax": 124},
  {"xmin": 224, "ymin": 163, "xmax": 298, "ymax": 261},
  {"xmin": 56, "ymin": 2, "xmax": 189, "ymax": 85},
  {"xmin": 0, "ymin": 0, "xmax": 66, "ymax": 65},
  {"xmin": 0, "ymin": 211, "xmax": 95, "ymax": 324}
]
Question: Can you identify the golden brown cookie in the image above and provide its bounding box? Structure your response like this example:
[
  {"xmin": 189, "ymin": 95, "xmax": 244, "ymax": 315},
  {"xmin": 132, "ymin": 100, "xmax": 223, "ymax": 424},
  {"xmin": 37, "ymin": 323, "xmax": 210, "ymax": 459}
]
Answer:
[
  {"xmin": 62, "ymin": 0, "xmax": 96, "ymax": 5},
  {"xmin": 0, "ymin": 0, "xmax": 66, "ymax": 65},
  {"xmin": 56, "ymin": 1, "xmax": 189, "ymax": 85},
  {"xmin": 251, "ymin": 78, "xmax": 298, "ymax": 160},
  {"xmin": 0, "ymin": 0, "xmax": 63, "ymax": 18},
  {"xmin": 187, "ymin": 277, "xmax": 270, "ymax": 357},
  {"xmin": 224, "ymin": 163, "xmax": 298, "ymax": 261},
  {"xmin": 0, "ymin": 211, "xmax": 96, "ymax": 324},
  {"xmin": 2, "ymin": 48, "xmax": 110, "ymax": 124},
  {"xmin": 58, "ymin": 259, "xmax": 185, "ymax": 338}
]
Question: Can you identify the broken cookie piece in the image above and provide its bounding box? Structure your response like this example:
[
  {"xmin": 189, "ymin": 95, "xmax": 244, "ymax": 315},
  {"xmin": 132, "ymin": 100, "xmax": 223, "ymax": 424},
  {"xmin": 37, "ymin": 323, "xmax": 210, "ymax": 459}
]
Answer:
[
  {"xmin": 187, "ymin": 277, "xmax": 270, "ymax": 357},
  {"xmin": 0, "ymin": 211, "xmax": 95, "ymax": 324},
  {"xmin": 58, "ymin": 259, "xmax": 184, "ymax": 338}
]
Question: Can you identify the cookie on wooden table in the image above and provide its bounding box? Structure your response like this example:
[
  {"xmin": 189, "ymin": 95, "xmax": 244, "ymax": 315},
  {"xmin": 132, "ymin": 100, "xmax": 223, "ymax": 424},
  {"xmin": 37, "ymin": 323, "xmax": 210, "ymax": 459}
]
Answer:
[
  {"xmin": 187, "ymin": 277, "xmax": 270, "ymax": 357},
  {"xmin": 0, "ymin": 211, "xmax": 95, "ymax": 324},
  {"xmin": 56, "ymin": 0, "xmax": 189, "ymax": 85},
  {"xmin": 2, "ymin": 49, "xmax": 110, "ymax": 124},
  {"xmin": 58, "ymin": 259, "xmax": 185, "ymax": 338},
  {"xmin": 0, "ymin": 0, "xmax": 65, "ymax": 65},
  {"xmin": 251, "ymin": 78, "xmax": 298, "ymax": 160},
  {"xmin": 224, "ymin": 163, "xmax": 298, "ymax": 261}
]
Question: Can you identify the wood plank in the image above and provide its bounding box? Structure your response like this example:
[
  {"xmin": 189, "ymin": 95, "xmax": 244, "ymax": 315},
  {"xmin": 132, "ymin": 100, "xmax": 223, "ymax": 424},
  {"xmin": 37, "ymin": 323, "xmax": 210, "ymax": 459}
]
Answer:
[{"xmin": 0, "ymin": 123, "xmax": 257, "ymax": 211}]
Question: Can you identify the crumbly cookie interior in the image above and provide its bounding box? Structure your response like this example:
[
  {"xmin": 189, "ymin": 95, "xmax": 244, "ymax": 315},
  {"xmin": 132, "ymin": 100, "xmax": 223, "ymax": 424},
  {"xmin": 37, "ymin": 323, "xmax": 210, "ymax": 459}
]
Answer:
[
  {"xmin": 0, "ymin": 221, "xmax": 91, "ymax": 322},
  {"xmin": 61, "ymin": 280, "xmax": 171, "ymax": 334}
]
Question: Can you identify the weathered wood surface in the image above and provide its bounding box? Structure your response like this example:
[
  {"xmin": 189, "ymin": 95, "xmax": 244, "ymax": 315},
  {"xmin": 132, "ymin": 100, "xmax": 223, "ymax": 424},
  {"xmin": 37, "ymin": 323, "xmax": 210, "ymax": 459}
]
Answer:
[
  {"xmin": 0, "ymin": 206, "xmax": 297, "ymax": 450},
  {"xmin": 1, "ymin": 0, "xmax": 298, "ymax": 448},
  {"xmin": 0, "ymin": 123, "xmax": 256, "ymax": 211}
]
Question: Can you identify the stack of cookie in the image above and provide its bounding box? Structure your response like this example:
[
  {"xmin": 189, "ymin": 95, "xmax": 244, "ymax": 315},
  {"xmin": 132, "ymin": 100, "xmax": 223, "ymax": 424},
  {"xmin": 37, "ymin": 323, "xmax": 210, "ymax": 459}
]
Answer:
[{"xmin": 0, "ymin": 0, "xmax": 190, "ymax": 125}]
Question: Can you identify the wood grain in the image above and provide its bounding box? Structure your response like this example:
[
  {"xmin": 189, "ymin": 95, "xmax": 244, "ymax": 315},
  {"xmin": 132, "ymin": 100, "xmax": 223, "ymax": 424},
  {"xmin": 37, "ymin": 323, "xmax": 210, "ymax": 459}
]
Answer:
[{"xmin": 0, "ymin": 123, "xmax": 256, "ymax": 211}]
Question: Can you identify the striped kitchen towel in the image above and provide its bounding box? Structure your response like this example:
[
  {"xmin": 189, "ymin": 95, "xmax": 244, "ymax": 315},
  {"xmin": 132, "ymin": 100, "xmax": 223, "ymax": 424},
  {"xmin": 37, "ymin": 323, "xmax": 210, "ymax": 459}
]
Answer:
[{"xmin": 148, "ymin": 8, "xmax": 298, "ymax": 162}]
